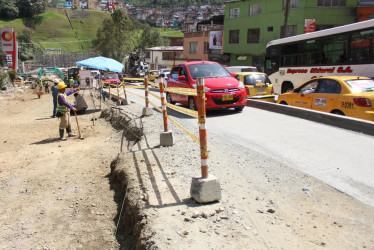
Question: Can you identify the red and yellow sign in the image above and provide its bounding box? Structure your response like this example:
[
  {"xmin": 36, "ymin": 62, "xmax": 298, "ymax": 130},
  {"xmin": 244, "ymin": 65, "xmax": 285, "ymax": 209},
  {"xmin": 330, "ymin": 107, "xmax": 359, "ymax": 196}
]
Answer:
[{"xmin": 1, "ymin": 28, "xmax": 17, "ymax": 70}]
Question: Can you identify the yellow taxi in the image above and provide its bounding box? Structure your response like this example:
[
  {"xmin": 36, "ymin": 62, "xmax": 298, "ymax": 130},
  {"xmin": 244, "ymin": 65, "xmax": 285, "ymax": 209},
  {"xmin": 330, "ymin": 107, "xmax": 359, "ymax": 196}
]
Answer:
[
  {"xmin": 234, "ymin": 72, "xmax": 275, "ymax": 102},
  {"xmin": 276, "ymin": 76, "xmax": 374, "ymax": 121},
  {"xmin": 148, "ymin": 70, "xmax": 159, "ymax": 81}
]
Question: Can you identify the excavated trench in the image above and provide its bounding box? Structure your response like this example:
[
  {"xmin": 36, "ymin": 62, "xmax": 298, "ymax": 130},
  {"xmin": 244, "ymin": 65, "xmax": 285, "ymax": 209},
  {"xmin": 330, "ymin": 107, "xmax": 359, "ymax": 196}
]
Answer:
[{"xmin": 100, "ymin": 108, "xmax": 155, "ymax": 249}]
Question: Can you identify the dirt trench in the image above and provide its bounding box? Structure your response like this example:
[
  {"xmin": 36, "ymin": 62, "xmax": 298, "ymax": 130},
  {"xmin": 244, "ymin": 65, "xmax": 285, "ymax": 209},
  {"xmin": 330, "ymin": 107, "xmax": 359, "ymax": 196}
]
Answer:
[{"xmin": 102, "ymin": 107, "xmax": 156, "ymax": 249}]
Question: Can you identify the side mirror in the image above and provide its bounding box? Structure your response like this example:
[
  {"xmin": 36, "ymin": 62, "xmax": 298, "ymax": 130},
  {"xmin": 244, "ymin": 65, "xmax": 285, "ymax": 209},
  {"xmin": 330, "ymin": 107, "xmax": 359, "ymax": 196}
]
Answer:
[
  {"xmin": 231, "ymin": 73, "xmax": 236, "ymax": 77},
  {"xmin": 178, "ymin": 75, "xmax": 186, "ymax": 80}
]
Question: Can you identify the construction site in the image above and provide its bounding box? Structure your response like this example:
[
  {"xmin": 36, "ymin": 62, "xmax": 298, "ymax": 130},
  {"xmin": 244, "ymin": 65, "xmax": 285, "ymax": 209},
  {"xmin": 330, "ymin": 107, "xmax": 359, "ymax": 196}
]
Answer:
[{"xmin": 0, "ymin": 77, "xmax": 374, "ymax": 249}]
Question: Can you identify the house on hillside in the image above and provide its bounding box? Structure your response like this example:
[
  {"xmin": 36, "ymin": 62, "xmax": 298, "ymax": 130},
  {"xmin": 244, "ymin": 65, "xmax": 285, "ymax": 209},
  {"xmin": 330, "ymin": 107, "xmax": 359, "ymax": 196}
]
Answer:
[{"xmin": 183, "ymin": 15, "xmax": 228, "ymax": 65}]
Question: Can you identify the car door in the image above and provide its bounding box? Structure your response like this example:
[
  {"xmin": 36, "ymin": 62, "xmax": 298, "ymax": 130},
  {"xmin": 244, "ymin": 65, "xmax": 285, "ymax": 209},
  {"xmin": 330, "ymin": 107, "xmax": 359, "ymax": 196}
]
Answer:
[
  {"xmin": 291, "ymin": 80, "xmax": 318, "ymax": 109},
  {"xmin": 311, "ymin": 79, "xmax": 341, "ymax": 112},
  {"xmin": 177, "ymin": 65, "xmax": 190, "ymax": 104}
]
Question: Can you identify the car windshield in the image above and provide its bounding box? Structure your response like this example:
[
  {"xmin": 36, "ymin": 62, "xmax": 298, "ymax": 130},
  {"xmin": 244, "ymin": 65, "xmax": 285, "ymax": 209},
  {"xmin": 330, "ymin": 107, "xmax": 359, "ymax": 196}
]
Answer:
[
  {"xmin": 345, "ymin": 79, "xmax": 374, "ymax": 93},
  {"xmin": 106, "ymin": 74, "xmax": 119, "ymax": 79},
  {"xmin": 244, "ymin": 74, "xmax": 271, "ymax": 86},
  {"xmin": 188, "ymin": 63, "xmax": 231, "ymax": 79}
]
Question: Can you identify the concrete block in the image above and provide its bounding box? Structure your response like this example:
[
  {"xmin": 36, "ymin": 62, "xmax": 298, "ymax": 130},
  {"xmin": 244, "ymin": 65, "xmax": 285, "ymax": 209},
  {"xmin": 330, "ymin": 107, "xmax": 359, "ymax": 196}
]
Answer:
[
  {"xmin": 117, "ymin": 99, "xmax": 129, "ymax": 105},
  {"xmin": 160, "ymin": 131, "xmax": 174, "ymax": 146},
  {"xmin": 142, "ymin": 107, "xmax": 153, "ymax": 116},
  {"xmin": 190, "ymin": 175, "xmax": 221, "ymax": 203}
]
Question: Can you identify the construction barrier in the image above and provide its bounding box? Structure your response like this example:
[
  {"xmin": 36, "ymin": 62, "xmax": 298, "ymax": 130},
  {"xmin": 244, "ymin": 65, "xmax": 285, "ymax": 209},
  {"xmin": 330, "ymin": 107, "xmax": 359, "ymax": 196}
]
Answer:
[
  {"xmin": 116, "ymin": 84, "xmax": 120, "ymax": 102},
  {"xmin": 144, "ymin": 75, "xmax": 149, "ymax": 108},
  {"xmin": 196, "ymin": 78, "xmax": 208, "ymax": 178},
  {"xmin": 121, "ymin": 78, "xmax": 128, "ymax": 101},
  {"xmin": 159, "ymin": 79, "xmax": 169, "ymax": 132},
  {"xmin": 123, "ymin": 77, "xmax": 145, "ymax": 82}
]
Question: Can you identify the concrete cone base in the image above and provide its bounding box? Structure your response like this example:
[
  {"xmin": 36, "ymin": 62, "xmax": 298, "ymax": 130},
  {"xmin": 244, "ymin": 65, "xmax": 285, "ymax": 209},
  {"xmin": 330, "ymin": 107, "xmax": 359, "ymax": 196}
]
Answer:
[
  {"xmin": 142, "ymin": 107, "xmax": 153, "ymax": 116},
  {"xmin": 190, "ymin": 175, "xmax": 221, "ymax": 203},
  {"xmin": 160, "ymin": 131, "xmax": 174, "ymax": 146}
]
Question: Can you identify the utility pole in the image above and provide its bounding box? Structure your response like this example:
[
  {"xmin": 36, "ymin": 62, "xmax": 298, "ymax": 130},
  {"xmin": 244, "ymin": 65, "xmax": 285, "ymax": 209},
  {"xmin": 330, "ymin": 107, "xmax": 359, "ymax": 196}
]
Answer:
[{"xmin": 283, "ymin": 0, "xmax": 291, "ymax": 38}]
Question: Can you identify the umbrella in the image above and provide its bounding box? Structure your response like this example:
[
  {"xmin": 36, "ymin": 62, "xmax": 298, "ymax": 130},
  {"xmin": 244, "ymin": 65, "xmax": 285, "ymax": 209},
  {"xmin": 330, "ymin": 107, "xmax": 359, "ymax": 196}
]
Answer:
[{"xmin": 76, "ymin": 56, "xmax": 124, "ymax": 73}]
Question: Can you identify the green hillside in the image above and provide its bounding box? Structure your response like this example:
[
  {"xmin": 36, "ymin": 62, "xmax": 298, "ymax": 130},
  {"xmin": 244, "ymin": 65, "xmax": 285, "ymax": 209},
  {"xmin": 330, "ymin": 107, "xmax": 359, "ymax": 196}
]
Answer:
[
  {"xmin": 0, "ymin": 9, "xmax": 110, "ymax": 52},
  {"xmin": 0, "ymin": 8, "xmax": 183, "ymax": 53}
]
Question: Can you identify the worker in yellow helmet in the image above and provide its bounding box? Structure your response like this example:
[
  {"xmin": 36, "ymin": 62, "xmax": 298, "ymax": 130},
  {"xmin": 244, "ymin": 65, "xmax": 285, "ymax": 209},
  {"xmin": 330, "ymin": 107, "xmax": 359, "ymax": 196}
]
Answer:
[{"xmin": 56, "ymin": 82, "xmax": 79, "ymax": 141}]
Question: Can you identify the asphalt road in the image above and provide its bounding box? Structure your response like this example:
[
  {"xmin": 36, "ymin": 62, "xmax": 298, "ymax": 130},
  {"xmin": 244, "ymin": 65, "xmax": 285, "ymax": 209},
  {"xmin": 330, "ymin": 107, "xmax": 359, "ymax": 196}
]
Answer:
[{"xmin": 123, "ymin": 85, "xmax": 374, "ymax": 207}]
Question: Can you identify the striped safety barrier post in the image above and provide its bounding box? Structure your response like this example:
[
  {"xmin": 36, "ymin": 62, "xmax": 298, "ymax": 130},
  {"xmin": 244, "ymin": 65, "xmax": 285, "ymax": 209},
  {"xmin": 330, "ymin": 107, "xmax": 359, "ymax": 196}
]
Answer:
[
  {"xmin": 190, "ymin": 77, "xmax": 221, "ymax": 203},
  {"xmin": 142, "ymin": 75, "xmax": 153, "ymax": 116},
  {"xmin": 159, "ymin": 78, "xmax": 169, "ymax": 132},
  {"xmin": 196, "ymin": 77, "xmax": 208, "ymax": 178},
  {"xmin": 121, "ymin": 77, "xmax": 128, "ymax": 100},
  {"xmin": 116, "ymin": 83, "xmax": 120, "ymax": 102},
  {"xmin": 144, "ymin": 75, "xmax": 149, "ymax": 108}
]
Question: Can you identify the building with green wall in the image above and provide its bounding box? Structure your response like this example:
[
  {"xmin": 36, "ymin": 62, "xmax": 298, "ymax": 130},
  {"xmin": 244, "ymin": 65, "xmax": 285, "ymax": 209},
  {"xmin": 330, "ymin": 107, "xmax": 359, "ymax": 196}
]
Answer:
[{"xmin": 223, "ymin": 0, "xmax": 358, "ymax": 70}]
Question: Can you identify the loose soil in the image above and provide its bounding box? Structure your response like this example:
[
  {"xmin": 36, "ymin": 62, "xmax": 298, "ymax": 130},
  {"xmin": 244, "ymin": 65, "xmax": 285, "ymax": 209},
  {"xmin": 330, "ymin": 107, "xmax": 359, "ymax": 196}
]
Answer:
[{"xmin": 1, "ymin": 86, "xmax": 374, "ymax": 249}]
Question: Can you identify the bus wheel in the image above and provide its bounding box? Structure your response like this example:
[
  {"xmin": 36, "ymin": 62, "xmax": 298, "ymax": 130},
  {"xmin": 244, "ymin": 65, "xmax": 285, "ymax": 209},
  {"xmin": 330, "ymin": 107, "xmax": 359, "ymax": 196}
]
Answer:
[
  {"xmin": 282, "ymin": 82, "xmax": 294, "ymax": 93},
  {"xmin": 331, "ymin": 110, "xmax": 345, "ymax": 116}
]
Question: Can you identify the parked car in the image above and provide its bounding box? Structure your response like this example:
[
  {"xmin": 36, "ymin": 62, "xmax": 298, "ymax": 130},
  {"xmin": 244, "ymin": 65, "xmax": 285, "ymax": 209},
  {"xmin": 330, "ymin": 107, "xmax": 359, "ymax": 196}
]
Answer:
[
  {"xmin": 102, "ymin": 73, "xmax": 120, "ymax": 87},
  {"xmin": 91, "ymin": 70, "xmax": 100, "ymax": 79},
  {"xmin": 148, "ymin": 70, "xmax": 159, "ymax": 81},
  {"xmin": 166, "ymin": 61, "xmax": 247, "ymax": 111},
  {"xmin": 276, "ymin": 76, "xmax": 374, "ymax": 121},
  {"xmin": 159, "ymin": 68, "xmax": 171, "ymax": 75},
  {"xmin": 235, "ymin": 72, "xmax": 275, "ymax": 102},
  {"xmin": 226, "ymin": 66, "xmax": 258, "ymax": 73}
]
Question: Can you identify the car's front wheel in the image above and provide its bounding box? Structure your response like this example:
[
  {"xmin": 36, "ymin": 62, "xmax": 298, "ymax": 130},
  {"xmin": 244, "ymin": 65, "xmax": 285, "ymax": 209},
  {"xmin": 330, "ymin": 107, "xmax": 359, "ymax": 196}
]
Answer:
[
  {"xmin": 234, "ymin": 106, "xmax": 244, "ymax": 112},
  {"xmin": 166, "ymin": 92, "xmax": 175, "ymax": 105},
  {"xmin": 188, "ymin": 97, "xmax": 197, "ymax": 111},
  {"xmin": 279, "ymin": 101, "xmax": 288, "ymax": 105}
]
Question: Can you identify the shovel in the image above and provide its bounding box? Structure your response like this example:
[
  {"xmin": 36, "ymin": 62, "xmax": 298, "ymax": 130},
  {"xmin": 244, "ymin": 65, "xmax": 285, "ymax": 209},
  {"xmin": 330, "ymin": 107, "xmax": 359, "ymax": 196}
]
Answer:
[{"xmin": 73, "ymin": 110, "xmax": 84, "ymax": 140}]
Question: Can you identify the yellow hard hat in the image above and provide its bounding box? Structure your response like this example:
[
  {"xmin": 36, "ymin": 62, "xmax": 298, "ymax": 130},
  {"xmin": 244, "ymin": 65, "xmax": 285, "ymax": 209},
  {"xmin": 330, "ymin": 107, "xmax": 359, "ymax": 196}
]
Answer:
[{"xmin": 57, "ymin": 82, "xmax": 67, "ymax": 89}]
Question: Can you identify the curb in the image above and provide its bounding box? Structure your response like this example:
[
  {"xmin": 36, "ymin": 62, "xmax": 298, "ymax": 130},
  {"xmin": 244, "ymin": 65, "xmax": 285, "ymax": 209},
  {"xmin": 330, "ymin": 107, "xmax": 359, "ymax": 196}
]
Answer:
[{"xmin": 246, "ymin": 100, "xmax": 374, "ymax": 136}]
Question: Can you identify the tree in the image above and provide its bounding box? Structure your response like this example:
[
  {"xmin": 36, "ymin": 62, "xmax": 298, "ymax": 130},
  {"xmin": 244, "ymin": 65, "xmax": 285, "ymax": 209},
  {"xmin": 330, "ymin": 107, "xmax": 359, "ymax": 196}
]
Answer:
[
  {"xmin": 139, "ymin": 25, "xmax": 164, "ymax": 51},
  {"xmin": 16, "ymin": 0, "xmax": 47, "ymax": 18},
  {"xmin": 17, "ymin": 29, "xmax": 41, "ymax": 61},
  {"xmin": 0, "ymin": 0, "xmax": 19, "ymax": 19},
  {"xmin": 92, "ymin": 9, "xmax": 134, "ymax": 62}
]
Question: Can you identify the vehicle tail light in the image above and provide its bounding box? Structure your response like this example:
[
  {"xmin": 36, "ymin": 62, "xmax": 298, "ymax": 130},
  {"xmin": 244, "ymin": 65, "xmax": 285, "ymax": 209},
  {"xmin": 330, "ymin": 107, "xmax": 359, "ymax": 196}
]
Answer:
[
  {"xmin": 353, "ymin": 98, "xmax": 371, "ymax": 107},
  {"xmin": 271, "ymin": 86, "xmax": 274, "ymax": 94}
]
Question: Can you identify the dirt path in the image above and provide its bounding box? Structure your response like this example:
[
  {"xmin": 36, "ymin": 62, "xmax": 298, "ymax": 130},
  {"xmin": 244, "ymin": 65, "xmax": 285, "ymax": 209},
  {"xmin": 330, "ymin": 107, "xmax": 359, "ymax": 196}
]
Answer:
[{"xmin": 0, "ymin": 87, "xmax": 123, "ymax": 249}]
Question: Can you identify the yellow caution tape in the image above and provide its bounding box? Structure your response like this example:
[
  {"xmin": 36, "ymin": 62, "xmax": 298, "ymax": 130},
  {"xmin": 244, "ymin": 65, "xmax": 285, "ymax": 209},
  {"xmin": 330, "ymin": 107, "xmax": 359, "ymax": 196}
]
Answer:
[
  {"xmin": 148, "ymin": 92, "xmax": 161, "ymax": 100},
  {"xmin": 124, "ymin": 85, "xmax": 145, "ymax": 89},
  {"xmin": 123, "ymin": 77, "xmax": 145, "ymax": 82},
  {"xmin": 126, "ymin": 90, "xmax": 199, "ymax": 144},
  {"xmin": 166, "ymin": 103, "xmax": 198, "ymax": 118},
  {"xmin": 148, "ymin": 81, "xmax": 159, "ymax": 88},
  {"xmin": 164, "ymin": 87, "xmax": 197, "ymax": 96}
]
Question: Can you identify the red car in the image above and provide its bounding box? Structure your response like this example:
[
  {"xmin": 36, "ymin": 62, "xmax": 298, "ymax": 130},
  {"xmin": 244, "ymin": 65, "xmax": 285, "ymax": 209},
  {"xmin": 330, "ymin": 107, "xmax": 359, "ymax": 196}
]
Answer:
[
  {"xmin": 103, "ymin": 73, "xmax": 120, "ymax": 87},
  {"xmin": 166, "ymin": 61, "xmax": 247, "ymax": 111}
]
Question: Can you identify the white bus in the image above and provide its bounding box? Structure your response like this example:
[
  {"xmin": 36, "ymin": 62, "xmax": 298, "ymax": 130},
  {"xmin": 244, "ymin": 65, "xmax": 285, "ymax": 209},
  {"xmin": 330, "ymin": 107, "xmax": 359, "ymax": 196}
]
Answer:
[{"xmin": 265, "ymin": 19, "xmax": 374, "ymax": 94}]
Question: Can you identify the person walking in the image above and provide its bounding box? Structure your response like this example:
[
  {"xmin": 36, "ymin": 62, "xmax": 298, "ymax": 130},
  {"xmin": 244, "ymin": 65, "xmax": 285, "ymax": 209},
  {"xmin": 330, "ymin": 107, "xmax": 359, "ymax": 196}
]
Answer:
[
  {"xmin": 69, "ymin": 77, "xmax": 74, "ymax": 88},
  {"xmin": 51, "ymin": 79, "xmax": 59, "ymax": 118},
  {"xmin": 44, "ymin": 79, "xmax": 50, "ymax": 94},
  {"xmin": 56, "ymin": 82, "xmax": 79, "ymax": 141}
]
